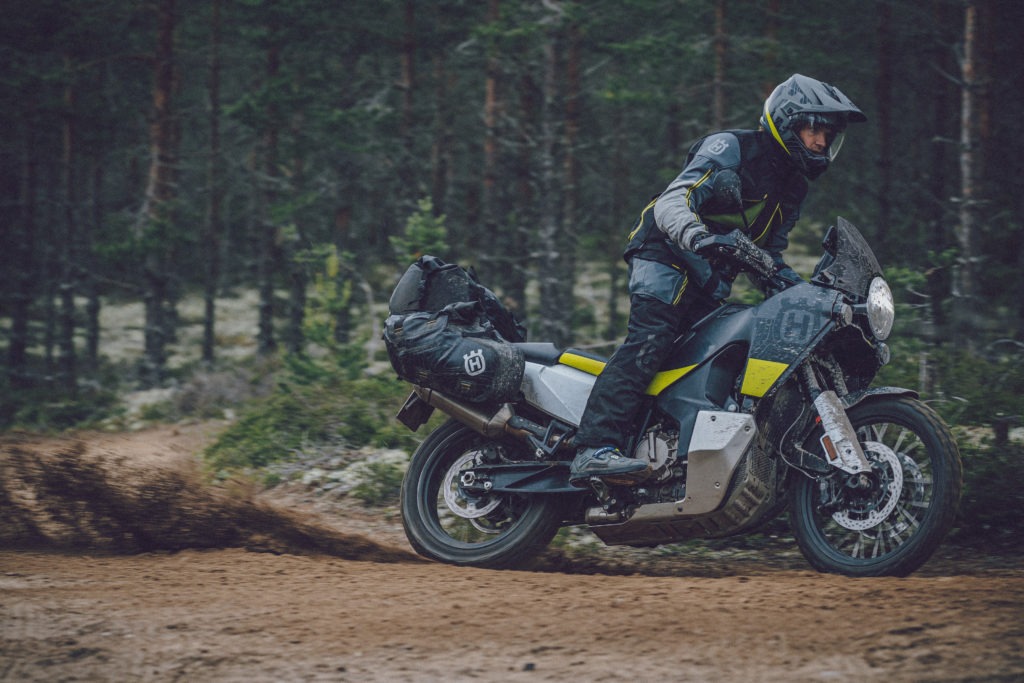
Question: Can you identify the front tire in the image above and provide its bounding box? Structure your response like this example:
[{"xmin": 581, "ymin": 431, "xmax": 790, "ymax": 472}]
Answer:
[
  {"xmin": 400, "ymin": 419, "xmax": 567, "ymax": 568},
  {"xmin": 790, "ymin": 396, "xmax": 962, "ymax": 577}
]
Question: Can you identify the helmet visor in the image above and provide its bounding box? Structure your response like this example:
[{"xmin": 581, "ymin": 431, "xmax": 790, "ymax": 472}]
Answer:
[{"xmin": 827, "ymin": 131, "xmax": 845, "ymax": 161}]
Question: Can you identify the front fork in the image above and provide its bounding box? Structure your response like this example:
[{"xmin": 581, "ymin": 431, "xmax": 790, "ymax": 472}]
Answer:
[{"xmin": 800, "ymin": 363, "xmax": 871, "ymax": 475}]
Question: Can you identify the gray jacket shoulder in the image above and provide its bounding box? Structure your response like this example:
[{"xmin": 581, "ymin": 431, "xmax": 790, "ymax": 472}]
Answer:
[{"xmin": 690, "ymin": 132, "xmax": 742, "ymax": 169}]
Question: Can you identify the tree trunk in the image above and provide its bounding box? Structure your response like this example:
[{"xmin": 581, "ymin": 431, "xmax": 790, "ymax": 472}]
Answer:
[
  {"xmin": 285, "ymin": 144, "xmax": 308, "ymax": 355},
  {"xmin": 400, "ymin": 0, "xmax": 416, "ymax": 139},
  {"xmin": 923, "ymin": 0, "xmax": 958, "ymax": 346},
  {"xmin": 257, "ymin": 41, "xmax": 281, "ymax": 356},
  {"xmin": 874, "ymin": 0, "xmax": 894, "ymax": 254},
  {"xmin": 537, "ymin": 4, "xmax": 570, "ymax": 347},
  {"xmin": 429, "ymin": 50, "xmax": 452, "ymax": 217},
  {"xmin": 138, "ymin": 0, "xmax": 178, "ymax": 387},
  {"xmin": 59, "ymin": 59, "xmax": 78, "ymax": 394},
  {"xmin": 396, "ymin": 0, "xmax": 417, "ymax": 214},
  {"xmin": 41, "ymin": 165, "xmax": 58, "ymax": 381},
  {"xmin": 762, "ymin": 0, "xmax": 780, "ymax": 97},
  {"xmin": 203, "ymin": 0, "xmax": 223, "ymax": 365},
  {"xmin": 479, "ymin": 0, "xmax": 501, "ymax": 278},
  {"xmin": 712, "ymin": 0, "xmax": 727, "ymax": 129},
  {"xmin": 558, "ymin": 16, "xmax": 580, "ymax": 337},
  {"xmin": 83, "ymin": 161, "xmax": 102, "ymax": 371},
  {"xmin": 509, "ymin": 71, "xmax": 540, "ymax": 323},
  {"xmin": 7, "ymin": 118, "xmax": 37, "ymax": 389},
  {"xmin": 606, "ymin": 73, "xmax": 628, "ymax": 341},
  {"xmin": 333, "ymin": 206, "xmax": 353, "ymax": 345},
  {"xmin": 286, "ymin": 254, "xmax": 307, "ymax": 355},
  {"xmin": 953, "ymin": 0, "xmax": 981, "ymax": 346}
]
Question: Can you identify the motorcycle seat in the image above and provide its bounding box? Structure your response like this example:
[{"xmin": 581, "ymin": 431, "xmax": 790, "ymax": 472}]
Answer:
[{"xmin": 513, "ymin": 342, "xmax": 563, "ymax": 365}]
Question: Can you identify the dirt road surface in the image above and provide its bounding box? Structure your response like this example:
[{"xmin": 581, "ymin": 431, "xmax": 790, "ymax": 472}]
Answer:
[{"xmin": 2, "ymin": 426, "xmax": 1022, "ymax": 682}]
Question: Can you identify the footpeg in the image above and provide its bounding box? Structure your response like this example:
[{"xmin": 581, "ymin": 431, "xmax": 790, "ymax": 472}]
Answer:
[{"xmin": 588, "ymin": 476, "xmax": 612, "ymax": 503}]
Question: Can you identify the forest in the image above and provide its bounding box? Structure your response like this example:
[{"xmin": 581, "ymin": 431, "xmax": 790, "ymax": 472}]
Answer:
[{"xmin": 2, "ymin": 0, "xmax": 1023, "ymax": 440}]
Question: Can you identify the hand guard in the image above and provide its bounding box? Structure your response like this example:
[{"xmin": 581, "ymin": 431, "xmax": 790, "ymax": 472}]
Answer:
[{"xmin": 693, "ymin": 229, "xmax": 777, "ymax": 280}]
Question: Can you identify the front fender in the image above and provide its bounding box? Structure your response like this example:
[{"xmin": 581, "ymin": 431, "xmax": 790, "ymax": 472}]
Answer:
[{"xmin": 842, "ymin": 386, "xmax": 919, "ymax": 410}]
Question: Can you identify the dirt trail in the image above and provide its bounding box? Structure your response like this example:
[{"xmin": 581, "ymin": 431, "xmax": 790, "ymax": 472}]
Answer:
[{"xmin": 1, "ymin": 426, "xmax": 1022, "ymax": 682}]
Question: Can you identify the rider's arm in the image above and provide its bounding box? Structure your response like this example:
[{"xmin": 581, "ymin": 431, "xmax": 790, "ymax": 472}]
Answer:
[{"xmin": 653, "ymin": 133, "xmax": 740, "ymax": 252}]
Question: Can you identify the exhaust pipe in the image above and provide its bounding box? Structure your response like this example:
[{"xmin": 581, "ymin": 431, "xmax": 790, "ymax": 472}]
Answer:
[{"xmin": 413, "ymin": 386, "xmax": 525, "ymax": 440}]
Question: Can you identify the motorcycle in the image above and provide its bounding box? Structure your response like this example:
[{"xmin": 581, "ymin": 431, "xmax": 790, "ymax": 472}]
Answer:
[{"xmin": 387, "ymin": 197, "xmax": 962, "ymax": 577}]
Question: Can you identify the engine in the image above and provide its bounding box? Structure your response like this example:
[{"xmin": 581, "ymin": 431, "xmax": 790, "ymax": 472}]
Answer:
[
  {"xmin": 630, "ymin": 427, "xmax": 687, "ymax": 505},
  {"xmin": 587, "ymin": 413, "xmax": 782, "ymax": 546}
]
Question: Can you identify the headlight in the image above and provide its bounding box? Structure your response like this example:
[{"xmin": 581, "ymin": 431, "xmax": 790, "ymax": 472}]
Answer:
[{"xmin": 866, "ymin": 277, "xmax": 894, "ymax": 340}]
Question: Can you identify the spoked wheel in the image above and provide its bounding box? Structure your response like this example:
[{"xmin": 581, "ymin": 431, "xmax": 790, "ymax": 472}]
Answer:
[
  {"xmin": 400, "ymin": 419, "xmax": 567, "ymax": 568},
  {"xmin": 790, "ymin": 396, "xmax": 962, "ymax": 577}
]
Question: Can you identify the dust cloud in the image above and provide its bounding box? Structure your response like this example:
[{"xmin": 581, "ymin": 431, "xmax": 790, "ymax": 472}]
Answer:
[{"xmin": 0, "ymin": 431, "xmax": 417, "ymax": 564}]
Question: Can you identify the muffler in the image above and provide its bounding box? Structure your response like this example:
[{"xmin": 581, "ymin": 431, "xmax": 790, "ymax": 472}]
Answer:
[{"xmin": 413, "ymin": 386, "xmax": 526, "ymax": 440}]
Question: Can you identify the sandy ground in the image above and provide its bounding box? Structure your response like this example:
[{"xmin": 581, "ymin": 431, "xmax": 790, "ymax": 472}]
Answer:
[{"xmin": 2, "ymin": 425, "xmax": 1022, "ymax": 682}]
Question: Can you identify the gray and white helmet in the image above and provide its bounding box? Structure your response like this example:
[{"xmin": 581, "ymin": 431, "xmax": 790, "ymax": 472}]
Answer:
[{"xmin": 760, "ymin": 74, "xmax": 867, "ymax": 179}]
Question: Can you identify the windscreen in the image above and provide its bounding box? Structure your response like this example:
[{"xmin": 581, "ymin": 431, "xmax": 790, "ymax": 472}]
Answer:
[{"xmin": 811, "ymin": 217, "xmax": 883, "ymax": 299}]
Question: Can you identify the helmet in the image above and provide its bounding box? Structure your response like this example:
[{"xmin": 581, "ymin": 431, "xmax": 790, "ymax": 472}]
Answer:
[{"xmin": 760, "ymin": 74, "xmax": 867, "ymax": 179}]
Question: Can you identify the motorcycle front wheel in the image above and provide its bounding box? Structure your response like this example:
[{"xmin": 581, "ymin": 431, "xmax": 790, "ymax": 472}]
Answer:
[
  {"xmin": 790, "ymin": 396, "xmax": 962, "ymax": 577},
  {"xmin": 400, "ymin": 419, "xmax": 567, "ymax": 568}
]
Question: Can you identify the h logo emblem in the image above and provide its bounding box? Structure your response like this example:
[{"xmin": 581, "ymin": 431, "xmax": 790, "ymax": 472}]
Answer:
[{"xmin": 463, "ymin": 348, "xmax": 486, "ymax": 376}]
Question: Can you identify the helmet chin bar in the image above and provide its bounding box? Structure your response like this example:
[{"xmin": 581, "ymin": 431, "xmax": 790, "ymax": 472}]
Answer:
[{"xmin": 784, "ymin": 135, "xmax": 831, "ymax": 180}]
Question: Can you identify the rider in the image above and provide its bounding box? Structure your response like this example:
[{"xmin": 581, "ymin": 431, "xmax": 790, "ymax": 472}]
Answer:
[{"xmin": 570, "ymin": 74, "xmax": 867, "ymax": 487}]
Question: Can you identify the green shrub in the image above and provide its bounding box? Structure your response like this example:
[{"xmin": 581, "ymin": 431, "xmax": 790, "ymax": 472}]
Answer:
[
  {"xmin": 0, "ymin": 383, "xmax": 121, "ymax": 432},
  {"xmin": 876, "ymin": 342, "xmax": 1024, "ymax": 427},
  {"xmin": 203, "ymin": 367, "xmax": 420, "ymax": 474},
  {"xmin": 954, "ymin": 438, "xmax": 1024, "ymax": 547},
  {"xmin": 351, "ymin": 460, "xmax": 406, "ymax": 507},
  {"xmin": 201, "ymin": 333, "xmax": 429, "ymax": 476}
]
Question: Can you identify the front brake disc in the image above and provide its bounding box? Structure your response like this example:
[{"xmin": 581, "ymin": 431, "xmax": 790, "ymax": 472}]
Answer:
[{"xmin": 831, "ymin": 441, "xmax": 904, "ymax": 531}]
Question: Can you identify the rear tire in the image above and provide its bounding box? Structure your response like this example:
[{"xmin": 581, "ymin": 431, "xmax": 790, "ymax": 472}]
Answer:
[
  {"xmin": 400, "ymin": 419, "xmax": 566, "ymax": 568},
  {"xmin": 790, "ymin": 396, "xmax": 962, "ymax": 577}
]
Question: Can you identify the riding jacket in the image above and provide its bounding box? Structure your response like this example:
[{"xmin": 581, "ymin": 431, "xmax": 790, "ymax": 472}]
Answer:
[{"xmin": 624, "ymin": 129, "xmax": 808, "ymax": 302}]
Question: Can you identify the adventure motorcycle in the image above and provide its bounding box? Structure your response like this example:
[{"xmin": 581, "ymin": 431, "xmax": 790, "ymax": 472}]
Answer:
[{"xmin": 387, "ymin": 216, "xmax": 962, "ymax": 578}]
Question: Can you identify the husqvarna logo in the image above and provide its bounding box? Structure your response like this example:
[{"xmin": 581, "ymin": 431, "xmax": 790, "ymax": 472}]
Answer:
[
  {"xmin": 463, "ymin": 348, "xmax": 486, "ymax": 376},
  {"xmin": 780, "ymin": 309, "xmax": 815, "ymax": 343},
  {"xmin": 707, "ymin": 138, "xmax": 729, "ymax": 155}
]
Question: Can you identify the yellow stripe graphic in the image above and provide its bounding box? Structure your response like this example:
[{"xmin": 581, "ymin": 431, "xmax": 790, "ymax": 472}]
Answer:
[
  {"xmin": 645, "ymin": 365, "xmax": 697, "ymax": 395},
  {"xmin": 627, "ymin": 197, "xmax": 661, "ymax": 242},
  {"xmin": 559, "ymin": 353, "xmax": 606, "ymax": 376},
  {"xmin": 740, "ymin": 358, "xmax": 789, "ymax": 397},
  {"xmin": 559, "ymin": 353, "xmax": 697, "ymax": 396},
  {"xmin": 763, "ymin": 102, "xmax": 791, "ymax": 155},
  {"xmin": 686, "ymin": 169, "xmax": 713, "ymax": 212}
]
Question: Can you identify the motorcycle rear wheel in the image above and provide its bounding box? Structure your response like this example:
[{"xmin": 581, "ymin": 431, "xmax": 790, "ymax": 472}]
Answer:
[
  {"xmin": 400, "ymin": 419, "xmax": 566, "ymax": 568},
  {"xmin": 790, "ymin": 396, "xmax": 962, "ymax": 577}
]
